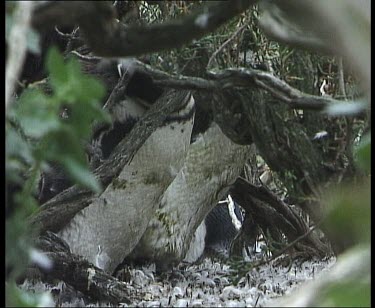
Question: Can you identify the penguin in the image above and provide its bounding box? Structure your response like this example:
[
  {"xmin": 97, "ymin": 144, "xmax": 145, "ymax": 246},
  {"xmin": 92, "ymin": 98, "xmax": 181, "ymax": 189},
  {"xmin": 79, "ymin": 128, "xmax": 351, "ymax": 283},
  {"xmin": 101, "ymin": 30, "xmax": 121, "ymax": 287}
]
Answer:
[
  {"xmin": 183, "ymin": 195, "xmax": 244, "ymax": 263},
  {"xmin": 126, "ymin": 121, "xmax": 251, "ymax": 271},
  {"xmin": 37, "ymin": 56, "xmax": 162, "ymax": 204},
  {"xmin": 204, "ymin": 195, "xmax": 244, "ymax": 258},
  {"xmin": 58, "ymin": 89, "xmax": 195, "ymax": 273}
]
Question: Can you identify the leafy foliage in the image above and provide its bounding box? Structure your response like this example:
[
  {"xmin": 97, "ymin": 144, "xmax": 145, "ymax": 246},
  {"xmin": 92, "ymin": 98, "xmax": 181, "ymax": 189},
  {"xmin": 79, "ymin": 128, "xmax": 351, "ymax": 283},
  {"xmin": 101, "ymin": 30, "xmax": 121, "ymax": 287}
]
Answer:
[
  {"xmin": 6, "ymin": 43, "xmax": 110, "ymax": 305},
  {"xmin": 6, "ymin": 282, "xmax": 54, "ymax": 307},
  {"xmin": 6, "ymin": 1, "xmax": 370, "ymax": 306},
  {"xmin": 354, "ymin": 132, "xmax": 371, "ymax": 174},
  {"xmin": 9, "ymin": 47, "xmax": 109, "ymax": 193}
]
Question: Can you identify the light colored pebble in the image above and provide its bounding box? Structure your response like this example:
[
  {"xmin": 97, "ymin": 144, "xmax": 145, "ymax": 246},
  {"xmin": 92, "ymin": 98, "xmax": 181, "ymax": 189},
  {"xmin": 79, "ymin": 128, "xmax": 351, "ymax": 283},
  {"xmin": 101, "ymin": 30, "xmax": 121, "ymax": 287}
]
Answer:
[
  {"xmin": 174, "ymin": 298, "xmax": 189, "ymax": 307},
  {"xmin": 19, "ymin": 256, "xmax": 335, "ymax": 307}
]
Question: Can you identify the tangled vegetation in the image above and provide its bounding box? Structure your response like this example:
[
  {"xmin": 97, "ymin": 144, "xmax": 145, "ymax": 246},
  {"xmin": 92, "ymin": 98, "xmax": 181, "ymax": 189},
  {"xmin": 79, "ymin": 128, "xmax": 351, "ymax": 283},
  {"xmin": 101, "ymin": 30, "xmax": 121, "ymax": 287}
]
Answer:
[{"xmin": 6, "ymin": 1, "xmax": 370, "ymax": 306}]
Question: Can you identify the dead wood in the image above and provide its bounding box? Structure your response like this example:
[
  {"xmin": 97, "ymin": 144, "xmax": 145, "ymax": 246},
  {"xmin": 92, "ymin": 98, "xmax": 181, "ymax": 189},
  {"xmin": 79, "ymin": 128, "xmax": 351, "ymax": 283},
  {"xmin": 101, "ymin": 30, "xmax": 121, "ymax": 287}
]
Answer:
[
  {"xmin": 230, "ymin": 177, "xmax": 332, "ymax": 258},
  {"xmin": 33, "ymin": 232, "xmax": 137, "ymax": 304}
]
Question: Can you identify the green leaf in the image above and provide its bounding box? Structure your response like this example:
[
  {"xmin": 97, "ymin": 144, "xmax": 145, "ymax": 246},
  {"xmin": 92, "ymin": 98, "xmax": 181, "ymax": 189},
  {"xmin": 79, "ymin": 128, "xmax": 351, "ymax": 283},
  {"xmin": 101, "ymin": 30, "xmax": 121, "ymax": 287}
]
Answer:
[
  {"xmin": 6, "ymin": 210, "xmax": 34, "ymax": 281},
  {"xmin": 14, "ymin": 191, "xmax": 40, "ymax": 217},
  {"xmin": 6, "ymin": 127, "xmax": 34, "ymax": 165},
  {"xmin": 37, "ymin": 127, "xmax": 87, "ymax": 165},
  {"xmin": 6, "ymin": 159, "xmax": 25, "ymax": 184},
  {"xmin": 354, "ymin": 133, "xmax": 370, "ymax": 173},
  {"xmin": 14, "ymin": 89, "xmax": 60, "ymax": 138},
  {"xmin": 61, "ymin": 55, "xmax": 106, "ymax": 104},
  {"xmin": 6, "ymin": 43, "xmax": 108, "ymax": 303},
  {"xmin": 320, "ymin": 278, "xmax": 370, "ymax": 307},
  {"xmin": 323, "ymin": 181, "xmax": 370, "ymax": 250},
  {"xmin": 318, "ymin": 245, "xmax": 371, "ymax": 307},
  {"xmin": 43, "ymin": 49, "xmax": 109, "ymax": 140},
  {"xmin": 46, "ymin": 47, "xmax": 69, "ymax": 92},
  {"xmin": 74, "ymin": 74, "xmax": 106, "ymax": 103},
  {"xmin": 6, "ymin": 283, "xmax": 54, "ymax": 307},
  {"xmin": 36, "ymin": 127, "xmax": 101, "ymax": 193},
  {"xmin": 60, "ymin": 157, "xmax": 102, "ymax": 193},
  {"xmin": 67, "ymin": 100, "xmax": 110, "ymax": 139}
]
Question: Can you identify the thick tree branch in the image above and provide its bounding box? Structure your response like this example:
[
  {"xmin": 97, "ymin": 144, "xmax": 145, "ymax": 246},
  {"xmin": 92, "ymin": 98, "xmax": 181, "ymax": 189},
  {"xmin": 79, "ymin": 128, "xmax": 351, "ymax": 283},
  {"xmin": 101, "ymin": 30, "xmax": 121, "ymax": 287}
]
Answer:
[
  {"xmin": 31, "ymin": 2, "xmax": 114, "ymax": 32},
  {"xmin": 126, "ymin": 60, "xmax": 366, "ymax": 114},
  {"xmin": 258, "ymin": 1, "xmax": 333, "ymax": 56},
  {"xmin": 207, "ymin": 69, "xmax": 363, "ymax": 113},
  {"xmin": 122, "ymin": 59, "xmax": 216, "ymax": 93},
  {"xmin": 258, "ymin": 0, "xmax": 370, "ymax": 95},
  {"xmin": 31, "ymin": 0, "xmax": 256, "ymax": 58}
]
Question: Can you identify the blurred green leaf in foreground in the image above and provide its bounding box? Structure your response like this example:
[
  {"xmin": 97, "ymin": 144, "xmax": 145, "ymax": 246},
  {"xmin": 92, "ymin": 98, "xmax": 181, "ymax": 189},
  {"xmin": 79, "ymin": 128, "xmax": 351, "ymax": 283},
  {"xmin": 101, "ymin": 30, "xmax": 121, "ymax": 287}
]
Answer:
[{"xmin": 6, "ymin": 45, "xmax": 110, "ymax": 306}]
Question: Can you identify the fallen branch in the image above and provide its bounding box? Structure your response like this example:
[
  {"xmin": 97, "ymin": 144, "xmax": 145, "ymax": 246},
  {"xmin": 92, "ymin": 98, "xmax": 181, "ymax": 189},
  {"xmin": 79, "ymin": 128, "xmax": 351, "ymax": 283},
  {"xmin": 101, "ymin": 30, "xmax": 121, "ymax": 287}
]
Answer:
[
  {"xmin": 230, "ymin": 177, "xmax": 331, "ymax": 257},
  {"xmin": 34, "ymin": 232, "xmax": 136, "ymax": 304}
]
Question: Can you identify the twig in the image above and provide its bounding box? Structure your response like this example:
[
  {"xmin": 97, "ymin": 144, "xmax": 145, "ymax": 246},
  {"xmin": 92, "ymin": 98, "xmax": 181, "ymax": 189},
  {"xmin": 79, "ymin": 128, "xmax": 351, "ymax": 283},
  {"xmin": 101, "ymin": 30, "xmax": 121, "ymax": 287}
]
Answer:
[
  {"xmin": 337, "ymin": 57, "xmax": 347, "ymax": 99},
  {"xmin": 54, "ymin": 26, "xmax": 75, "ymax": 39},
  {"xmin": 206, "ymin": 23, "xmax": 248, "ymax": 70},
  {"xmin": 337, "ymin": 57, "xmax": 356, "ymax": 172},
  {"xmin": 69, "ymin": 50, "xmax": 102, "ymax": 62},
  {"xmin": 257, "ymin": 222, "xmax": 321, "ymax": 266},
  {"xmin": 231, "ymin": 221, "xmax": 323, "ymax": 283}
]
